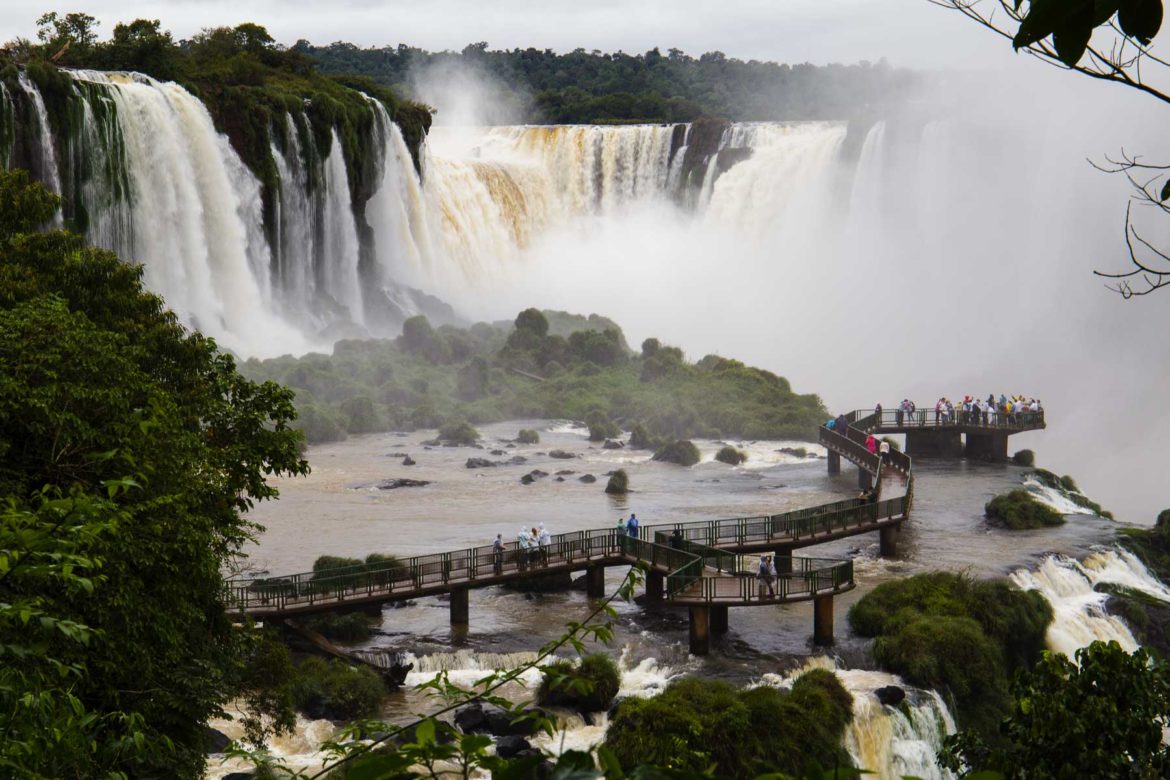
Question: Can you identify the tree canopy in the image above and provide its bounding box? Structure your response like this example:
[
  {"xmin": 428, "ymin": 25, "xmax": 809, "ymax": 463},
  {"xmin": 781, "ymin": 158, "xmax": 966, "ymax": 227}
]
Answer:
[{"xmin": 0, "ymin": 169, "xmax": 307, "ymax": 776}]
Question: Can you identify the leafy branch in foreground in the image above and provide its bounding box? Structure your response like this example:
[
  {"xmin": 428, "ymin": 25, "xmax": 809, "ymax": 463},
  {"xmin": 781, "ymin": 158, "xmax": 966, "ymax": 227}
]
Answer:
[{"xmin": 932, "ymin": 0, "xmax": 1170, "ymax": 298}]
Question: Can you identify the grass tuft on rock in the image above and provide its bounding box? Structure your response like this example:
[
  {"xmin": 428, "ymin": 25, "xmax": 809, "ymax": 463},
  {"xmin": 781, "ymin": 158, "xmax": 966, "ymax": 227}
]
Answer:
[
  {"xmin": 290, "ymin": 658, "xmax": 385, "ymax": 720},
  {"xmin": 605, "ymin": 469, "xmax": 629, "ymax": 494},
  {"xmin": 1011, "ymin": 449, "xmax": 1035, "ymax": 466},
  {"xmin": 652, "ymin": 440, "xmax": 700, "ymax": 467},
  {"xmin": 516, "ymin": 428, "xmax": 540, "ymax": 444},
  {"xmin": 714, "ymin": 445, "xmax": 747, "ymax": 465},
  {"xmin": 437, "ymin": 419, "xmax": 479, "ymax": 445},
  {"xmin": 537, "ymin": 654, "xmax": 620, "ymax": 712},
  {"xmin": 985, "ymin": 489, "xmax": 1065, "ymax": 530}
]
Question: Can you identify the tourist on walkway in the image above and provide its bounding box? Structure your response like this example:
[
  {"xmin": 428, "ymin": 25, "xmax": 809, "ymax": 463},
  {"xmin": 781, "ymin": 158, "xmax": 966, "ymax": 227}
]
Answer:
[
  {"xmin": 517, "ymin": 527, "xmax": 531, "ymax": 570},
  {"xmin": 758, "ymin": 555, "xmax": 775, "ymax": 598},
  {"xmin": 670, "ymin": 528, "xmax": 683, "ymax": 549},
  {"xmin": 493, "ymin": 533, "xmax": 504, "ymax": 574},
  {"xmin": 530, "ymin": 527, "xmax": 542, "ymax": 566},
  {"xmin": 538, "ymin": 524, "xmax": 551, "ymax": 564},
  {"xmin": 626, "ymin": 513, "xmax": 639, "ymax": 539},
  {"xmin": 865, "ymin": 433, "xmax": 877, "ymax": 455},
  {"xmin": 896, "ymin": 399, "xmax": 906, "ymax": 427},
  {"xmin": 879, "ymin": 439, "xmax": 890, "ymax": 461}
]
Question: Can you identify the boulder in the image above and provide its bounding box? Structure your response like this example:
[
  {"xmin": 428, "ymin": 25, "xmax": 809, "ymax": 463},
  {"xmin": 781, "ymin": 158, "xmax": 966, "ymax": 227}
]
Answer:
[
  {"xmin": 495, "ymin": 735, "xmax": 531, "ymax": 758},
  {"xmin": 454, "ymin": 702, "xmax": 487, "ymax": 732},
  {"xmin": 603, "ymin": 439, "xmax": 625, "ymax": 450},
  {"xmin": 421, "ymin": 438, "xmax": 441, "ymax": 447},
  {"xmin": 507, "ymin": 456, "xmax": 528, "ymax": 465},
  {"xmin": 556, "ymin": 470, "xmax": 576, "ymax": 475},
  {"xmin": 372, "ymin": 478, "xmax": 429, "ymax": 490},
  {"xmin": 491, "ymin": 449, "xmax": 506, "ymax": 456},
  {"xmin": 510, "ymin": 749, "xmax": 555, "ymax": 778},
  {"xmin": 222, "ymin": 774, "xmax": 254, "ymax": 780},
  {"xmin": 549, "ymin": 450, "xmax": 576, "ymax": 459},
  {"xmin": 555, "ymin": 476, "xmax": 565, "ymax": 482},
  {"xmin": 403, "ymin": 455, "xmax": 416, "ymax": 466},
  {"xmin": 874, "ymin": 685, "xmax": 906, "ymax": 707},
  {"xmin": 579, "ymin": 474, "xmax": 597, "ymax": 484},
  {"xmin": 204, "ymin": 726, "xmax": 232, "ymax": 753},
  {"xmin": 520, "ymin": 474, "xmax": 536, "ymax": 485},
  {"xmin": 466, "ymin": 457, "xmax": 497, "ymax": 469}
]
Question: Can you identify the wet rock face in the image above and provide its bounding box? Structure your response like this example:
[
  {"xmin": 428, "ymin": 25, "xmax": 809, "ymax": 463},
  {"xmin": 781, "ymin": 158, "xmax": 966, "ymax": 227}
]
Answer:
[
  {"xmin": 353, "ymin": 478, "xmax": 430, "ymax": 490},
  {"xmin": 548, "ymin": 449, "xmax": 576, "ymax": 459},
  {"xmin": 874, "ymin": 685, "xmax": 905, "ymax": 707},
  {"xmin": 466, "ymin": 457, "xmax": 498, "ymax": 469}
]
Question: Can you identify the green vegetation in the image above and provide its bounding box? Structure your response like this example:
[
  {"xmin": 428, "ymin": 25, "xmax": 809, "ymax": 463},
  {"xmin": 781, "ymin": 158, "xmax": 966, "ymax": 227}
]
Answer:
[
  {"xmin": 605, "ymin": 469, "xmax": 630, "ymax": 495},
  {"xmin": 3, "ymin": 15, "xmax": 430, "ymax": 245},
  {"xmin": 1011, "ymin": 448, "xmax": 1035, "ymax": 466},
  {"xmin": 714, "ymin": 445, "xmax": 747, "ymax": 465},
  {"xmin": 605, "ymin": 671, "xmax": 853, "ymax": 777},
  {"xmin": 241, "ymin": 309, "xmax": 828, "ymax": 445},
  {"xmin": 296, "ymin": 40, "xmax": 918, "ymax": 124},
  {"xmin": 585, "ymin": 409, "xmax": 621, "ymax": 442},
  {"xmin": 516, "ymin": 428, "xmax": 540, "ymax": 444},
  {"xmin": 653, "ymin": 440, "xmax": 701, "ymax": 467},
  {"xmin": 941, "ymin": 641, "xmax": 1170, "ymax": 779},
  {"xmin": 537, "ymin": 654, "xmax": 620, "ymax": 712},
  {"xmin": 302, "ymin": 612, "xmax": 378, "ymax": 643},
  {"xmin": 985, "ymin": 489, "xmax": 1066, "ymax": 529},
  {"xmin": 438, "ymin": 419, "xmax": 480, "ymax": 445},
  {"xmin": 1030, "ymin": 468, "xmax": 1114, "ymax": 518},
  {"xmin": 849, "ymin": 572, "xmax": 1052, "ymax": 738},
  {"xmin": 0, "ymin": 170, "xmax": 307, "ymax": 775},
  {"xmin": 290, "ymin": 657, "xmax": 386, "ymax": 720}
]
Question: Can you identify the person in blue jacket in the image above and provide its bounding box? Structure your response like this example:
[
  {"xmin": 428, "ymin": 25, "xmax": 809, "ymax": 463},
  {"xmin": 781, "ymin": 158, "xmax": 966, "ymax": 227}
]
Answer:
[{"xmin": 626, "ymin": 513, "xmax": 639, "ymax": 539}]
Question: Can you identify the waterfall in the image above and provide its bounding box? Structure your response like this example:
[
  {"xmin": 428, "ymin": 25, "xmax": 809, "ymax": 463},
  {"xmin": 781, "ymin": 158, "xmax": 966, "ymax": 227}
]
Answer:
[
  {"xmin": 320, "ymin": 129, "xmax": 365, "ymax": 326},
  {"xmin": 17, "ymin": 72, "xmax": 62, "ymax": 198},
  {"xmin": 1011, "ymin": 548, "xmax": 1170, "ymax": 659}
]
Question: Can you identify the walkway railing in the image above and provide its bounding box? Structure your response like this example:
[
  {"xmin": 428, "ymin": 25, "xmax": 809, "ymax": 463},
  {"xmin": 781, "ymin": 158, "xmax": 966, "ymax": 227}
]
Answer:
[
  {"xmin": 667, "ymin": 557, "xmax": 854, "ymax": 604},
  {"xmin": 858, "ymin": 407, "xmax": 1045, "ymax": 432}
]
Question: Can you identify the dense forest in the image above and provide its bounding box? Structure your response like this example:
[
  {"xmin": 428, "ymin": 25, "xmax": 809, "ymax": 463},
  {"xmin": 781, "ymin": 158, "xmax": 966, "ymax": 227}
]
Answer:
[
  {"xmin": 294, "ymin": 40, "xmax": 921, "ymax": 124},
  {"xmin": 240, "ymin": 308, "xmax": 829, "ymax": 445}
]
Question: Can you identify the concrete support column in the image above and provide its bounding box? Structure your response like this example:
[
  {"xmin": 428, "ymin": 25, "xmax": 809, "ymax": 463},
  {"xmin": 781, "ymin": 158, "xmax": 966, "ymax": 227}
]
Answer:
[
  {"xmin": 858, "ymin": 468, "xmax": 873, "ymax": 491},
  {"xmin": 774, "ymin": 555, "xmax": 793, "ymax": 576},
  {"xmin": 813, "ymin": 594, "xmax": 834, "ymax": 646},
  {"xmin": 585, "ymin": 565, "xmax": 606, "ymax": 599},
  {"xmin": 964, "ymin": 432, "xmax": 1009, "ymax": 462},
  {"xmin": 645, "ymin": 571, "xmax": 664, "ymax": 604},
  {"xmin": 450, "ymin": 586, "xmax": 469, "ymax": 626},
  {"xmin": 710, "ymin": 605, "xmax": 729, "ymax": 636},
  {"xmin": 689, "ymin": 606, "xmax": 710, "ymax": 656},
  {"xmin": 879, "ymin": 525, "xmax": 898, "ymax": 557},
  {"xmin": 906, "ymin": 430, "xmax": 962, "ymax": 458},
  {"xmin": 827, "ymin": 450, "xmax": 841, "ymax": 475}
]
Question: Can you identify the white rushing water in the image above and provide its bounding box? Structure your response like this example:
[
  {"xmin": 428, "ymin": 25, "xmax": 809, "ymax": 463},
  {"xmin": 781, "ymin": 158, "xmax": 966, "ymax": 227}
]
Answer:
[{"xmin": 1011, "ymin": 547, "xmax": 1170, "ymax": 659}]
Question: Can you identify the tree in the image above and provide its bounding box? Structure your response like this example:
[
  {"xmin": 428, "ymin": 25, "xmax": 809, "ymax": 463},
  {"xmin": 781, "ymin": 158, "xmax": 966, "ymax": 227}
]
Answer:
[
  {"xmin": 935, "ymin": 0, "xmax": 1170, "ymax": 297},
  {"xmin": 941, "ymin": 640, "xmax": 1170, "ymax": 778},
  {"xmin": 0, "ymin": 170, "xmax": 307, "ymax": 776}
]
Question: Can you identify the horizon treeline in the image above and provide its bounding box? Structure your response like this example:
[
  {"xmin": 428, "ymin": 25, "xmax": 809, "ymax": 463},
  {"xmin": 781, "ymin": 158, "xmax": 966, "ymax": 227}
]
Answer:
[{"xmin": 293, "ymin": 40, "xmax": 921, "ymax": 124}]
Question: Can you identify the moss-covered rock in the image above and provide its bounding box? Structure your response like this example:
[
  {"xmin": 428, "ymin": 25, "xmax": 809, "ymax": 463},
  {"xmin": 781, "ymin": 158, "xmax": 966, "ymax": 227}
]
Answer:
[
  {"xmin": 605, "ymin": 672, "xmax": 853, "ymax": 777},
  {"xmin": 714, "ymin": 445, "xmax": 747, "ymax": 465},
  {"xmin": 585, "ymin": 409, "xmax": 620, "ymax": 442},
  {"xmin": 1029, "ymin": 469, "xmax": 1113, "ymax": 518},
  {"xmin": 437, "ymin": 419, "xmax": 479, "ymax": 446},
  {"xmin": 516, "ymin": 428, "xmax": 540, "ymax": 444},
  {"xmin": 652, "ymin": 440, "xmax": 700, "ymax": 467},
  {"xmin": 289, "ymin": 657, "xmax": 385, "ymax": 720},
  {"xmin": 605, "ymin": 469, "xmax": 629, "ymax": 494},
  {"xmin": 1011, "ymin": 449, "xmax": 1035, "ymax": 466},
  {"xmin": 985, "ymin": 489, "xmax": 1065, "ymax": 530},
  {"xmin": 537, "ymin": 654, "xmax": 620, "ymax": 712},
  {"xmin": 848, "ymin": 571, "xmax": 1052, "ymax": 738}
]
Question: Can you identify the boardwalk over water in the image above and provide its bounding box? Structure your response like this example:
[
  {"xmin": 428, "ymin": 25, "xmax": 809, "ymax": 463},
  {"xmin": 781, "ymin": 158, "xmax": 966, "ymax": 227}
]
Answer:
[{"xmin": 226, "ymin": 410, "xmax": 921, "ymax": 652}]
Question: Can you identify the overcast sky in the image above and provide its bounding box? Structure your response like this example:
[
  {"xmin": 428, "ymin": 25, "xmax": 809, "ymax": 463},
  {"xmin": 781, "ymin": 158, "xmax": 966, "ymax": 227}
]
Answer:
[{"xmin": 0, "ymin": 0, "xmax": 1013, "ymax": 69}]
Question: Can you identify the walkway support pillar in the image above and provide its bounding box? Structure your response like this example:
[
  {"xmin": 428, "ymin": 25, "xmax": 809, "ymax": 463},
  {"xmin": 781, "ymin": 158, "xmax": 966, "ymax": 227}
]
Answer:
[
  {"xmin": 964, "ymin": 432, "xmax": 1009, "ymax": 462},
  {"xmin": 689, "ymin": 606, "xmax": 710, "ymax": 655},
  {"xmin": 710, "ymin": 605, "xmax": 729, "ymax": 636},
  {"xmin": 585, "ymin": 565, "xmax": 606, "ymax": 599},
  {"xmin": 906, "ymin": 430, "xmax": 962, "ymax": 458},
  {"xmin": 813, "ymin": 594, "xmax": 834, "ymax": 646},
  {"xmin": 645, "ymin": 571, "xmax": 664, "ymax": 604},
  {"xmin": 774, "ymin": 555, "xmax": 793, "ymax": 576},
  {"xmin": 858, "ymin": 468, "xmax": 873, "ymax": 491},
  {"xmin": 450, "ymin": 586, "xmax": 469, "ymax": 626},
  {"xmin": 827, "ymin": 450, "xmax": 841, "ymax": 475},
  {"xmin": 879, "ymin": 524, "xmax": 898, "ymax": 557}
]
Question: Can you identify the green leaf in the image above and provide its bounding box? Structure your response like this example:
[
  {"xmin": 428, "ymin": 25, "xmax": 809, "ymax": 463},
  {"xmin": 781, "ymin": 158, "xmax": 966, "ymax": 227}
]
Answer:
[
  {"xmin": 1054, "ymin": 4, "xmax": 1095, "ymax": 65},
  {"xmin": 1014, "ymin": 0, "xmax": 1068, "ymax": 47},
  {"xmin": 1093, "ymin": 0, "xmax": 1122, "ymax": 25},
  {"xmin": 1119, "ymin": 0, "xmax": 1163, "ymax": 43},
  {"xmin": 1161, "ymin": 178, "xmax": 1170, "ymax": 201}
]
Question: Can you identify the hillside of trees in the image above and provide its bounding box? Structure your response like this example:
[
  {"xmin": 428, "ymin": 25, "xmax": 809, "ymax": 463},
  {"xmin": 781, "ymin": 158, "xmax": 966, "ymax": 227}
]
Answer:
[{"xmin": 293, "ymin": 40, "xmax": 922, "ymax": 124}]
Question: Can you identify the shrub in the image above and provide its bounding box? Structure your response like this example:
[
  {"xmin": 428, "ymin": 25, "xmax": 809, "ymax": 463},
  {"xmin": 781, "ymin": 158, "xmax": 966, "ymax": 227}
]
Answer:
[
  {"xmin": 1159, "ymin": 509, "xmax": 1170, "ymax": 531},
  {"xmin": 301, "ymin": 612, "xmax": 375, "ymax": 642},
  {"xmin": 985, "ymin": 490, "xmax": 1065, "ymax": 530},
  {"xmin": 437, "ymin": 419, "xmax": 479, "ymax": 445},
  {"xmin": 1011, "ymin": 449, "xmax": 1035, "ymax": 466},
  {"xmin": 516, "ymin": 428, "xmax": 540, "ymax": 444},
  {"xmin": 537, "ymin": 654, "xmax": 620, "ymax": 712},
  {"xmin": 605, "ymin": 673, "xmax": 852, "ymax": 777},
  {"xmin": 628, "ymin": 421, "xmax": 655, "ymax": 450},
  {"xmin": 652, "ymin": 440, "xmax": 700, "ymax": 467},
  {"xmin": 848, "ymin": 571, "xmax": 1052, "ymax": 737},
  {"xmin": 290, "ymin": 658, "xmax": 385, "ymax": 720},
  {"xmin": 714, "ymin": 445, "xmax": 747, "ymax": 465},
  {"xmin": 339, "ymin": 395, "xmax": 381, "ymax": 434},
  {"xmin": 605, "ymin": 469, "xmax": 629, "ymax": 494},
  {"xmin": 585, "ymin": 409, "xmax": 620, "ymax": 442}
]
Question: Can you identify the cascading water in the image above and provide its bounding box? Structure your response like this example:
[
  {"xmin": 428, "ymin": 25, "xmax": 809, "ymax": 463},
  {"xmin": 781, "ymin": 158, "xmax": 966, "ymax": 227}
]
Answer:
[
  {"xmin": 1011, "ymin": 547, "xmax": 1170, "ymax": 658},
  {"xmin": 16, "ymin": 72, "xmax": 62, "ymax": 198}
]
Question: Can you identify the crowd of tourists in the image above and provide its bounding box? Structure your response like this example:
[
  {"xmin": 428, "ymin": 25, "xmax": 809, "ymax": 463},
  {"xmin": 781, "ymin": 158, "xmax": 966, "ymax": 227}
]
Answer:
[
  {"xmin": 490, "ymin": 514, "xmax": 645, "ymax": 574},
  {"xmin": 879, "ymin": 395, "xmax": 1044, "ymax": 427}
]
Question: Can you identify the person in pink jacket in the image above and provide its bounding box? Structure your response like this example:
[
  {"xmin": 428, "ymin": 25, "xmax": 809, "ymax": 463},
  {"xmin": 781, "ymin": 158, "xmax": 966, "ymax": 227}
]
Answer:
[{"xmin": 865, "ymin": 434, "xmax": 878, "ymax": 454}]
